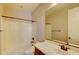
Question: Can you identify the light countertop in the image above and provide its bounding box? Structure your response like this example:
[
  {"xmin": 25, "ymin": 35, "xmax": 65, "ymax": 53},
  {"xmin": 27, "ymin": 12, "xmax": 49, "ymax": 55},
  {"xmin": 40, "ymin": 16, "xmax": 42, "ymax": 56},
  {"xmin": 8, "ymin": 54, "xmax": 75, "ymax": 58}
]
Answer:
[{"xmin": 34, "ymin": 40, "xmax": 79, "ymax": 55}]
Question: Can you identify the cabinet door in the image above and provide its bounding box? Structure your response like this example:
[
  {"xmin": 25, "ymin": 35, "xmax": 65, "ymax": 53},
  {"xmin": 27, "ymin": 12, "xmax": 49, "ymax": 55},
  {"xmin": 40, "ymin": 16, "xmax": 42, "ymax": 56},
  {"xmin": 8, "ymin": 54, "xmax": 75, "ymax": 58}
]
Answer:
[{"xmin": 34, "ymin": 47, "xmax": 45, "ymax": 55}]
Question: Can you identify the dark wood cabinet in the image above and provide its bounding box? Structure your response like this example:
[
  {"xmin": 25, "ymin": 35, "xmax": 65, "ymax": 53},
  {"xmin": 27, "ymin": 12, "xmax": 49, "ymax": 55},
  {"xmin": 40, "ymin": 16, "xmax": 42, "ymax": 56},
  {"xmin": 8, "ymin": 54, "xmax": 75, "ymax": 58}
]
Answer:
[{"xmin": 34, "ymin": 47, "xmax": 45, "ymax": 55}]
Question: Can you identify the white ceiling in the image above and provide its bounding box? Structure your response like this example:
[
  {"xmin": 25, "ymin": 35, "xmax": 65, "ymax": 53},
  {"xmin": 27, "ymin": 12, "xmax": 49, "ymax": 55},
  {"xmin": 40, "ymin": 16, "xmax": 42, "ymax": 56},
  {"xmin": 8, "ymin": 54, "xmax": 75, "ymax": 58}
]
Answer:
[
  {"xmin": 46, "ymin": 3, "xmax": 79, "ymax": 17},
  {"xmin": 3, "ymin": 3, "xmax": 40, "ymax": 12}
]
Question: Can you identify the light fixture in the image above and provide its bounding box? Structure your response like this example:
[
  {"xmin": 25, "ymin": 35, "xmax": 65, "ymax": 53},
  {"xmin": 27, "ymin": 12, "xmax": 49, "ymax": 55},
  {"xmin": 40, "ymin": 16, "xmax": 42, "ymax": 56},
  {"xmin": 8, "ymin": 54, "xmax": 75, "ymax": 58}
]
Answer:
[{"xmin": 47, "ymin": 3, "xmax": 58, "ymax": 11}]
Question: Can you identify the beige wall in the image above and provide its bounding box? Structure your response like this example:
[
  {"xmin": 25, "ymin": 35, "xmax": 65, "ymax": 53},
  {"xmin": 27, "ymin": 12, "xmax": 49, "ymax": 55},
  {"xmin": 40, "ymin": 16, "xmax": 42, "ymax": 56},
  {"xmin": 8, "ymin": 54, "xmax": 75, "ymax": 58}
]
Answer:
[
  {"xmin": 45, "ymin": 24, "xmax": 52, "ymax": 40},
  {"xmin": 46, "ymin": 10, "xmax": 68, "ymax": 43},
  {"xmin": 32, "ymin": 4, "xmax": 51, "ymax": 42},
  {"xmin": 0, "ymin": 4, "xmax": 3, "ymax": 54},
  {"xmin": 32, "ymin": 8, "xmax": 45, "ymax": 42},
  {"xmin": 3, "ymin": 5, "xmax": 32, "ymax": 20}
]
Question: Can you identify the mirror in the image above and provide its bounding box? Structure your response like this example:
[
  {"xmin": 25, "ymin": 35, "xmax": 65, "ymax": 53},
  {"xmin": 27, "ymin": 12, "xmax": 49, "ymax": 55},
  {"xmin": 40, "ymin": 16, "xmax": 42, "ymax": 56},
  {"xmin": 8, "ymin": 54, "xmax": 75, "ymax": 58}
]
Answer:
[{"xmin": 45, "ymin": 3, "xmax": 79, "ymax": 47}]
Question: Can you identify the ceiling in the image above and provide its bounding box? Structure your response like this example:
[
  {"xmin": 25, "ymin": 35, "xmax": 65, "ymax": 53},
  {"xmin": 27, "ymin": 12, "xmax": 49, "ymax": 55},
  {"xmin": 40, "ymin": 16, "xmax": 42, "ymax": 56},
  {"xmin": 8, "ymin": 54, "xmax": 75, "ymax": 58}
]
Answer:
[
  {"xmin": 3, "ymin": 3, "xmax": 40, "ymax": 12},
  {"xmin": 46, "ymin": 3, "xmax": 79, "ymax": 17}
]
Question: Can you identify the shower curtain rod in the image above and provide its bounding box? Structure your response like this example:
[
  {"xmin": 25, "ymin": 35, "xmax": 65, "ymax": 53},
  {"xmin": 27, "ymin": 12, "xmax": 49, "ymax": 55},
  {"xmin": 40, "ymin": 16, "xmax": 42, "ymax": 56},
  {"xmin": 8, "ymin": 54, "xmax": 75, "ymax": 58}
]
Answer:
[{"xmin": 2, "ymin": 15, "xmax": 36, "ymax": 22}]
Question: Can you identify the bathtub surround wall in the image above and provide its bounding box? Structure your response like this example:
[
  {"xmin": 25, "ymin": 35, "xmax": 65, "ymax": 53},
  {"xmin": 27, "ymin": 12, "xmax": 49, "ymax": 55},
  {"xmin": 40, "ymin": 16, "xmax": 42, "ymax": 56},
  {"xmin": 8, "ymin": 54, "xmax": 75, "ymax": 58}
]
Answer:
[{"xmin": 46, "ymin": 10, "xmax": 68, "ymax": 43}]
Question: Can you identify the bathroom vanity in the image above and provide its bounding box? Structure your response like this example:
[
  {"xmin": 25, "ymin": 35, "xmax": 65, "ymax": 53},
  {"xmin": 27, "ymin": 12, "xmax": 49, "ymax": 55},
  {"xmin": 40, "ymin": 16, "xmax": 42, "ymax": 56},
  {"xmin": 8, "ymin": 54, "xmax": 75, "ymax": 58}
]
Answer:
[
  {"xmin": 34, "ymin": 47, "xmax": 45, "ymax": 55},
  {"xmin": 34, "ymin": 40, "xmax": 79, "ymax": 55}
]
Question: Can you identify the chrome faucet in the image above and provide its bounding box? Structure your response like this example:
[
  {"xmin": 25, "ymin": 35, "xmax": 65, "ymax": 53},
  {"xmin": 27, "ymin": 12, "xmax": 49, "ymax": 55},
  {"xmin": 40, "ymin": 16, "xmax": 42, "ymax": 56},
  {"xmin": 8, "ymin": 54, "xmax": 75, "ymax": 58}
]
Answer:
[{"xmin": 59, "ymin": 44, "xmax": 70, "ymax": 51}]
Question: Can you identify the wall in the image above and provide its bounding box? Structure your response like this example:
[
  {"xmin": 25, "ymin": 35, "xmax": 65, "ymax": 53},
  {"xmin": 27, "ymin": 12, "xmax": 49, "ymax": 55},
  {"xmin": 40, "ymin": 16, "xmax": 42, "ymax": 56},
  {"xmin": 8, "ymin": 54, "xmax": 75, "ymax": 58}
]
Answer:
[
  {"xmin": 46, "ymin": 10, "xmax": 68, "ymax": 43},
  {"xmin": 32, "ymin": 4, "xmax": 51, "ymax": 42},
  {"xmin": 2, "ymin": 4, "xmax": 32, "ymax": 20},
  {"xmin": 45, "ymin": 24, "xmax": 52, "ymax": 40},
  {"xmin": 0, "ymin": 4, "xmax": 3, "ymax": 54},
  {"xmin": 0, "ymin": 4, "xmax": 32, "ymax": 54}
]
